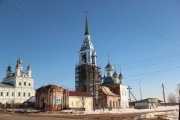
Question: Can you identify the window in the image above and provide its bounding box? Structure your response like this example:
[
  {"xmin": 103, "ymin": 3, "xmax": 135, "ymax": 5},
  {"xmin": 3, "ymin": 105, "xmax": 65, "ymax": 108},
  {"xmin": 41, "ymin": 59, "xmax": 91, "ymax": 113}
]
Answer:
[
  {"xmin": 12, "ymin": 92, "xmax": 14, "ymax": 97},
  {"xmin": 28, "ymin": 93, "xmax": 31, "ymax": 97},
  {"xmin": 24, "ymin": 82, "xmax": 26, "ymax": 86},
  {"xmin": 108, "ymin": 73, "xmax": 110, "ymax": 76},
  {"xmin": 23, "ymin": 92, "xmax": 26, "ymax": 97},
  {"xmin": 0, "ymin": 92, "xmax": 3, "ymax": 96},
  {"xmin": 19, "ymin": 82, "xmax": 21, "ymax": 86},
  {"xmin": 28, "ymin": 83, "xmax": 31, "ymax": 86},
  {"xmin": 76, "ymin": 101, "xmax": 78, "ymax": 106},
  {"xmin": 71, "ymin": 102, "xmax": 74, "ymax": 106},
  {"xmin": 109, "ymin": 101, "xmax": 112, "ymax": 107},
  {"xmin": 6, "ymin": 92, "xmax": 9, "ymax": 96},
  {"xmin": 18, "ymin": 92, "xmax": 21, "ymax": 97}
]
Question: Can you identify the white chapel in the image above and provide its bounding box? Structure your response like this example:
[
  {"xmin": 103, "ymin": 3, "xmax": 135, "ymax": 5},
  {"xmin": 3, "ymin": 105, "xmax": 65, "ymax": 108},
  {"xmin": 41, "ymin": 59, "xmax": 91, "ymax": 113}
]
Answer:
[{"xmin": 0, "ymin": 57, "xmax": 35, "ymax": 104}]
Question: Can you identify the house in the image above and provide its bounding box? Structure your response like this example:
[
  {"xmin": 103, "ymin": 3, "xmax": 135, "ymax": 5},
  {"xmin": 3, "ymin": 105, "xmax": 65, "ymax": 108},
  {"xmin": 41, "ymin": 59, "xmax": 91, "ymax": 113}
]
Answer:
[
  {"xmin": 69, "ymin": 91, "xmax": 93, "ymax": 111},
  {"xmin": 135, "ymin": 98, "xmax": 159, "ymax": 109}
]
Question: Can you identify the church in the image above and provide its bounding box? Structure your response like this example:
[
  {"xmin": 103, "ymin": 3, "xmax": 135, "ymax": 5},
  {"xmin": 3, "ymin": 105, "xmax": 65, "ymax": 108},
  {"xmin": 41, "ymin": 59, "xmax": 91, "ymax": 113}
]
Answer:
[
  {"xmin": 101, "ymin": 62, "xmax": 129, "ymax": 108},
  {"xmin": 75, "ymin": 13, "xmax": 129, "ymax": 109},
  {"xmin": 0, "ymin": 57, "xmax": 35, "ymax": 104}
]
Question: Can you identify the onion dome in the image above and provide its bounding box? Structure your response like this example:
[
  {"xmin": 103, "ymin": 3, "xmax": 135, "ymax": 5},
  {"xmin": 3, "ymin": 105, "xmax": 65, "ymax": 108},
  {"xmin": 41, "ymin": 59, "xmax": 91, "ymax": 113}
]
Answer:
[
  {"xmin": 113, "ymin": 71, "xmax": 118, "ymax": 78},
  {"xmin": 27, "ymin": 65, "xmax": 31, "ymax": 70},
  {"xmin": 119, "ymin": 72, "xmax": 123, "ymax": 79},
  {"xmin": 17, "ymin": 56, "xmax": 22, "ymax": 64},
  {"xmin": 7, "ymin": 65, "xmax": 12, "ymax": 72},
  {"xmin": 105, "ymin": 63, "xmax": 113, "ymax": 71}
]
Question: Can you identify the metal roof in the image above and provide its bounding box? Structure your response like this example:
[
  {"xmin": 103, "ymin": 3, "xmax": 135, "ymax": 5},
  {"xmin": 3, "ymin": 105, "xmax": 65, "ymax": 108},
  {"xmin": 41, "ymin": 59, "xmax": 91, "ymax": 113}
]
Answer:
[
  {"xmin": 0, "ymin": 83, "xmax": 14, "ymax": 88},
  {"xmin": 69, "ymin": 91, "xmax": 92, "ymax": 97},
  {"xmin": 102, "ymin": 86, "xmax": 119, "ymax": 96},
  {"xmin": 102, "ymin": 76, "xmax": 114, "ymax": 85}
]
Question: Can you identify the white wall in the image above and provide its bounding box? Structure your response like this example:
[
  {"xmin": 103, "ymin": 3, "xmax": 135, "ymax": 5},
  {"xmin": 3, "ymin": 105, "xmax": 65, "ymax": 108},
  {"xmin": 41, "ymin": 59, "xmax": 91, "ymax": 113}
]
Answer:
[
  {"xmin": 69, "ymin": 96, "xmax": 93, "ymax": 111},
  {"xmin": 120, "ymin": 84, "xmax": 129, "ymax": 108}
]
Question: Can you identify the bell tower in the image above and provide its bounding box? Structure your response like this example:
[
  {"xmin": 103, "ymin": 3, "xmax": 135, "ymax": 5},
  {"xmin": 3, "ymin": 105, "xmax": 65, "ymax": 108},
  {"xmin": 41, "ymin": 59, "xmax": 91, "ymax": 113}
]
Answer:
[
  {"xmin": 79, "ymin": 13, "xmax": 97, "ymax": 65},
  {"xmin": 75, "ymin": 12, "xmax": 101, "ymax": 99}
]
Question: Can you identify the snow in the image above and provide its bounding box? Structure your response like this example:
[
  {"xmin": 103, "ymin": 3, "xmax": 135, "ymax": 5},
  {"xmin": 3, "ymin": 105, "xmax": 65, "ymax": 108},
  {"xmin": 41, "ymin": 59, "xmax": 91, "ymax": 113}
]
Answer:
[
  {"xmin": 83, "ymin": 106, "xmax": 179, "ymax": 119},
  {"xmin": 3, "ymin": 106, "xmax": 179, "ymax": 119}
]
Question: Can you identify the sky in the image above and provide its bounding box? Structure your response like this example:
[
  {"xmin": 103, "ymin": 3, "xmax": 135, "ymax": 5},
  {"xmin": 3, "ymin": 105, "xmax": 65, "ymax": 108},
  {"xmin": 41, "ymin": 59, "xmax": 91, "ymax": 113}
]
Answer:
[{"xmin": 0, "ymin": 0, "xmax": 180, "ymax": 101}]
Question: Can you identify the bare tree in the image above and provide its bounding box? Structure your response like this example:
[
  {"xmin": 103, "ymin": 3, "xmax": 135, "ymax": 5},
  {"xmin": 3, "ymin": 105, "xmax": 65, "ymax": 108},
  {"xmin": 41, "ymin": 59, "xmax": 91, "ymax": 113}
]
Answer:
[
  {"xmin": 167, "ymin": 93, "xmax": 177, "ymax": 105},
  {"xmin": 177, "ymin": 83, "xmax": 180, "ymax": 103},
  {"xmin": 176, "ymin": 83, "xmax": 180, "ymax": 93}
]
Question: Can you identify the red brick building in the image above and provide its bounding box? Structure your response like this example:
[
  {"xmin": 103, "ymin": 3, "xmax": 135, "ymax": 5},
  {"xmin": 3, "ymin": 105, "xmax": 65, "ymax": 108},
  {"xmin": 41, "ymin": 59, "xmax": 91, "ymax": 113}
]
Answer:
[{"xmin": 35, "ymin": 84, "xmax": 68, "ymax": 111}]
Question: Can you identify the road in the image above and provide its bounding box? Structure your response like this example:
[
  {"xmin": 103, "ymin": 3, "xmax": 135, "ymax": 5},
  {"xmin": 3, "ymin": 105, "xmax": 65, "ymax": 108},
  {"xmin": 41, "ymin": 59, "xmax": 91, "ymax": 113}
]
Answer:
[{"xmin": 0, "ymin": 111, "xmax": 150, "ymax": 120}]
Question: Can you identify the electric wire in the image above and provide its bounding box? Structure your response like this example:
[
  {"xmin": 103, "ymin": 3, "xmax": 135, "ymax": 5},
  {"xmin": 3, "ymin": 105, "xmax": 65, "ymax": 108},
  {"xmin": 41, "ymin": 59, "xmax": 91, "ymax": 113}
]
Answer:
[{"xmin": 98, "ymin": 0, "xmax": 179, "ymax": 46}]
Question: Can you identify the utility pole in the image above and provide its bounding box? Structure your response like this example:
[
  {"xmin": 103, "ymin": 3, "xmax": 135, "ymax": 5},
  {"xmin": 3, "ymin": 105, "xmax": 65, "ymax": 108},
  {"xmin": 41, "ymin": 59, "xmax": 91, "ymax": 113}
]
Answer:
[
  {"xmin": 127, "ymin": 86, "xmax": 132, "ymax": 102},
  {"xmin": 139, "ymin": 79, "xmax": 142, "ymax": 100},
  {"xmin": 162, "ymin": 83, "xmax": 166, "ymax": 107},
  {"xmin": 179, "ymin": 90, "xmax": 180, "ymax": 120},
  {"xmin": 91, "ymin": 53, "xmax": 95, "ymax": 111}
]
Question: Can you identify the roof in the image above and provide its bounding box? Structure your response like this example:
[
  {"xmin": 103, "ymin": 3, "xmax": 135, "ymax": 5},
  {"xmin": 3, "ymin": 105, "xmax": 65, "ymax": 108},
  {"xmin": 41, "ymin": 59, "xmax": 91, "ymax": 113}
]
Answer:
[
  {"xmin": 0, "ymin": 83, "xmax": 14, "ymax": 88},
  {"xmin": 102, "ymin": 76, "xmax": 114, "ymax": 84},
  {"xmin": 135, "ymin": 98, "xmax": 158, "ymax": 103},
  {"xmin": 36, "ymin": 84, "xmax": 64, "ymax": 92},
  {"xmin": 105, "ymin": 63, "xmax": 113, "ymax": 70},
  {"xmin": 69, "ymin": 91, "xmax": 92, "ymax": 97},
  {"xmin": 113, "ymin": 71, "xmax": 118, "ymax": 77},
  {"xmin": 102, "ymin": 86, "xmax": 119, "ymax": 96},
  {"xmin": 119, "ymin": 72, "xmax": 123, "ymax": 79},
  {"xmin": 26, "ymin": 96, "xmax": 35, "ymax": 103},
  {"xmin": 84, "ymin": 13, "xmax": 90, "ymax": 36}
]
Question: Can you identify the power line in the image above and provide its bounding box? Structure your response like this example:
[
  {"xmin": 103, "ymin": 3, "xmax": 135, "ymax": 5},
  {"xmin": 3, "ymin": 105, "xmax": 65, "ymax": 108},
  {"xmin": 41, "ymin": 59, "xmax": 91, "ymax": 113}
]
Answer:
[
  {"xmin": 98, "ymin": 0, "xmax": 179, "ymax": 46},
  {"xmin": 125, "ymin": 66, "xmax": 180, "ymax": 78}
]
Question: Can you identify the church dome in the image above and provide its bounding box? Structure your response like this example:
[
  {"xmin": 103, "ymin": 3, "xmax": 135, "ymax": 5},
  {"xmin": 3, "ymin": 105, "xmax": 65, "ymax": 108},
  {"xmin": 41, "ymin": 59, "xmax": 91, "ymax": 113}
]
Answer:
[
  {"xmin": 102, "ymin": 76, "xmax": 114, "ymax": 85},
  {"xmin": 119, "ymin": 72, "xmax": 123, "ymax": 79},
  {"xmin": 105, "ymin": 63, "xmax": 113, "ymax": 71},
  {"xmin": 7, "ymin": 65, "xmax": 12, "ymax": 72},
  {"xmin": 113, "ymin": 71, "xmax": 118, "ymax": 78}
]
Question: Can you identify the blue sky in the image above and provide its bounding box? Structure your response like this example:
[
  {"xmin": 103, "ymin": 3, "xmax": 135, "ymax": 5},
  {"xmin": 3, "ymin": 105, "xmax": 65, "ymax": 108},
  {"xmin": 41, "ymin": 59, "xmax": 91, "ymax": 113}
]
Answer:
[{"xmin": 0, "ymin": 0, "xmax": 180, "ymax": 101}]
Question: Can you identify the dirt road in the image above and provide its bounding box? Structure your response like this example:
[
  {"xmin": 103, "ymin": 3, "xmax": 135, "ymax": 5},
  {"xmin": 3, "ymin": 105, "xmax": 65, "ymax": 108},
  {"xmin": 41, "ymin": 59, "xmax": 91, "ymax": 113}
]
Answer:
[{"xmin": 0, "ymin": 111, "xmax": 149, "ymax": 120}]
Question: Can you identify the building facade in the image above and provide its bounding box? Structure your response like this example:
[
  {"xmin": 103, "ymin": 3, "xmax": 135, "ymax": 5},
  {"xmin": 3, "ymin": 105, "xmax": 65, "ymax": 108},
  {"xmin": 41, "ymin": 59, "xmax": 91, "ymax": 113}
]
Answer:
[
  {"xmin": 69, "ymin": 91, "xmax": 93, "ymax": 111},
  {"xmin": 102, "ymin": 62, "xmax": 129, "ymax": 108},
  {"xmin": 0, "ymin": 57, "xmax": 35, "ymax": 104},
  {"xmin": 134, "ymin": 98, "xmax": 159, "ymax": 109},
  {"xmin": 75, "ymin": 14, "xmax": 101, "ymax": 102},
  {"xmin": 35, "ymin": 84, "xmax": 69, "ymax": 111},
  {"xmin": 99, "ymin": 86, "xmax": 120, "ymax": 109}
]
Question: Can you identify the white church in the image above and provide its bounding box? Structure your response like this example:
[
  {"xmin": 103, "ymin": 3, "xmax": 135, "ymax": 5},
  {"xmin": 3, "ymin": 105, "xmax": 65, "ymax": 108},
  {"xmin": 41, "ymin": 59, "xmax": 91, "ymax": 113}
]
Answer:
[{"xmin": 0, "ymin": 57, "xmax": 35, "ymax": 104}]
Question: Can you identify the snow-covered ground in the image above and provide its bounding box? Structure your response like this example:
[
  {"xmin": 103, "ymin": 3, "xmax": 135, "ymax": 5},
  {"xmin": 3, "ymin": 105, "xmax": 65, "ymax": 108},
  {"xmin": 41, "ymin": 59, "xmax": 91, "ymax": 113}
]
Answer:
[
  {"xmin": 84, "ymin": 106, "xmax": 179, "ymax": 119},
  {"xmin": 84, "ymin": 106, "xmax": 178, "ymax": 114},
  {"xmin": 3, "ymin": 106, "xmax": 179, "ymax": 119}
]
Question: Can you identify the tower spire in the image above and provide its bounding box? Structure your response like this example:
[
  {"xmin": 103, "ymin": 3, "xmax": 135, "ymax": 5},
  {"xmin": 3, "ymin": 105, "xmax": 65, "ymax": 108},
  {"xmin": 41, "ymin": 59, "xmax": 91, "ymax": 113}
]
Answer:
[{"xmin": 84, "ymin": 10, "xmax": 89, "ymax": 36}]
